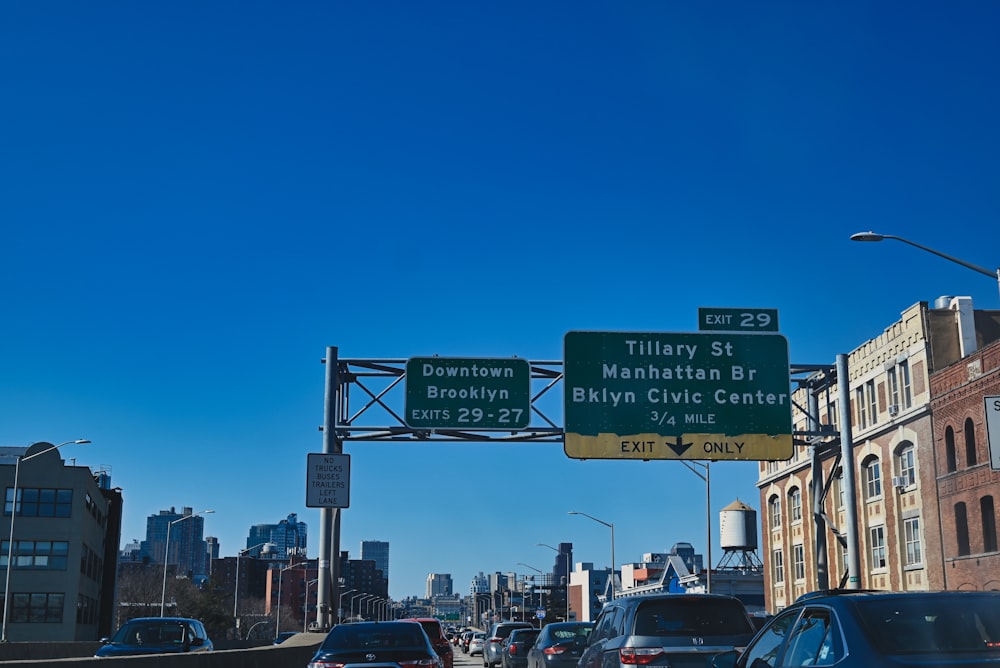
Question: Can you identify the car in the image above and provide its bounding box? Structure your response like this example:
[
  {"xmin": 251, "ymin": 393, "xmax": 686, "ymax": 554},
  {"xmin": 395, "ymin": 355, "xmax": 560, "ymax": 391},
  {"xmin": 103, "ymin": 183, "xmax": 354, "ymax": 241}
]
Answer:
[
  {"xmin": 485, "ymin": 622, "xmax": 535, "ymax": 667},
  {"xmin": 308, "ymin": 620, "xmax": 442, "ymax": 668},
  {"xmin": 461, "ymin": 630, "xmax": 475, "ymax": 653},
  {"xmin": 577, "ymin": 593, "xmax": 756, "ymax": 668},
  {"xmin": 711, "ymin": 589, "xmax": 1000, "ymax": 668},
  {"xmin": 400, "ymin": 617, "xmax": 455, "ymax": 668},
  {"xmin": 525, "ymin": 621, "xmax": 593, "ymax": 668},
  {"xmin": 501, "ymin": 627, "xmax": 540, "ymax": 668},
  {"xmin": 469, "ymin": 632, "xmax": 487, "ymax": 656},
  {"xmin": 94, "ymin": 617, "xmax": 214, "ymax": 657}
]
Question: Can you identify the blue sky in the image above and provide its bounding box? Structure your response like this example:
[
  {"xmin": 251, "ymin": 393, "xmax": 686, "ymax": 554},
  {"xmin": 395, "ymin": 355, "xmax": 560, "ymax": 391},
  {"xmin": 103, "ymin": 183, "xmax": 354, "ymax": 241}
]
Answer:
[{"xmin": 2, "ymin": 2, "xmax": 998, "ymax": 600}]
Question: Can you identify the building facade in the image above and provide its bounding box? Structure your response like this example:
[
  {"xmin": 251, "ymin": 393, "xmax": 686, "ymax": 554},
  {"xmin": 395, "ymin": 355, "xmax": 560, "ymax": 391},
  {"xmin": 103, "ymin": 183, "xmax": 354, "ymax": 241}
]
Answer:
[
  {"xmin": 426, "ymin": 572, "xmax": 453, "ymax": 597},
  {"xmin": 247, "ymin": 512, "xmax": 307, "ymax": 560},
  {"xmin": 139, "ymin": 506, "xmax": 213, "ymax": 583},
  {"xmin": 758, "ymin": 297, "xmax": 1000, "ymax": 612},
  {"xmin": 930, "ymin": 335, "xmax": 1000, "ymax": 590},
  {"xmin": 0, "ymin": 443, "xmax": 122, "ymax": 640}
]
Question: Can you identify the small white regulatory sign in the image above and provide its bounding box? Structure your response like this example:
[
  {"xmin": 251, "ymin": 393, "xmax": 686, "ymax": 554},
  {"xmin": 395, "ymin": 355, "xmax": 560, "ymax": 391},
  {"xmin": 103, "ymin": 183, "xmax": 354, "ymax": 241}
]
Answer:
[
  {"xmin": 984, "ymin": 396, "xmax": 1000, "ymax": 471},
  {"xmin": 306, "ymin": 453, "xmax": 351, "ymax": 508}
]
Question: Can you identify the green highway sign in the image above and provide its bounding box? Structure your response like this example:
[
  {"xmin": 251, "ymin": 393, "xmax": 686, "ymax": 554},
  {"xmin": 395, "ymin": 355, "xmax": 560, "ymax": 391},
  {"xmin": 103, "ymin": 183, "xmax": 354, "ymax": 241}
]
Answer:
[
  {"xmin": 563, "ymin": 331, "xmax": 792, "ymax": 461},
  {"xmin": 698, "ymin": 307, "xmax": 779, "ymax": 332},
  {"xmin": 405, "ymin": 357, "xmax": 531, "ymax": 429}
]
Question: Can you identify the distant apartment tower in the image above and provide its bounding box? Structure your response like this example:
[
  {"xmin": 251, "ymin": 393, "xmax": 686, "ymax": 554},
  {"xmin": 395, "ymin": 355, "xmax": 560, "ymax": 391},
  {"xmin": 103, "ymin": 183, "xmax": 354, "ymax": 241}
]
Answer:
[
  {"xmin": 427, "ymin": 573, "xmax": 453, "ymax": 597},
  {"xmin": 139, "ymin": 506, "xmax": 212, "ymax": 581},
  {"xmin": 247, "ymin": 512, "xmax": 307, "ymax": 560},
  {"xmin": 361, "ymin": 540, "xmax": 389, "ymax": 587}
]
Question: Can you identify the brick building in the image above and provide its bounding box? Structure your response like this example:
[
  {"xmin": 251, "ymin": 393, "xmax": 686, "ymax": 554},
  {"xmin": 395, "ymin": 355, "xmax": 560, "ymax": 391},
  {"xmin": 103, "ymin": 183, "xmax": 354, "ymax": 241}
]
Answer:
[
  {"xmin": 930, "ymin": 336, "xmax": 1000, "ymax": 590},
  {"xmin": 758, "ymin": 297, "xmax": 1000, "ymax": 611}
]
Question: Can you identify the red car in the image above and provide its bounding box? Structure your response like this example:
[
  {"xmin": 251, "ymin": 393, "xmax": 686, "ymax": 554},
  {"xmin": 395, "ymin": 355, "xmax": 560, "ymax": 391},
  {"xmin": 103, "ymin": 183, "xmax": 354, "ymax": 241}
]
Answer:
[{"xmin": 400, "ymin": 617, "xmax": 454, "ymax": 668}]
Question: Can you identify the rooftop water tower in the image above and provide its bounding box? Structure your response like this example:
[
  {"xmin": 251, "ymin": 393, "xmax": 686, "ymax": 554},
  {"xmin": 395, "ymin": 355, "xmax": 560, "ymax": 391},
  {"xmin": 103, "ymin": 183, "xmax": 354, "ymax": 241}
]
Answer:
[{"xmin": 716, "ymin": 499, "xmax": 763, "ymax": 572}]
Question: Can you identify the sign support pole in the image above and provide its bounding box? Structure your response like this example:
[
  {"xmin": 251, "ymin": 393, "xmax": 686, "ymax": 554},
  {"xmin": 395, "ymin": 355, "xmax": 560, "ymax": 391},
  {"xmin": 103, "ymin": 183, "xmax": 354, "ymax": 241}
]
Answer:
[
  {"xmin": 317, "ymin": 346, "xmax": 342, "ymax": 630},
  {"xmin": 836, "ymin": 354, "xmax": 862, "ymax": 588}
]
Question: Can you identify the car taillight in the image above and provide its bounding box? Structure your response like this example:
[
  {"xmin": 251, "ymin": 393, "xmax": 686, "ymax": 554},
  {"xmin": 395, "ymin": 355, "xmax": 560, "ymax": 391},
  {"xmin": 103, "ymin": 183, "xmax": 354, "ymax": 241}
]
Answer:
[
  {"xmin": 398, "ymin": 659, "xmax": 441, "ymax": 668},
  {"xmin": 543, "ymin": 647, "xmax": 566, "ymax": 655},
  {"xmin": 308, "ymin": 663, "xmax": 346, "ymax": 668},
  {"xmin": 619, "ymin": 647, "xmax": 664, "ymax": 665},
  {"xmin": 489, "ymin": 637, "xmax": 502, "ymax": 643},
  {"xmin": 510, "ymin": 646, "xmax": 519, "ymax": 655}
]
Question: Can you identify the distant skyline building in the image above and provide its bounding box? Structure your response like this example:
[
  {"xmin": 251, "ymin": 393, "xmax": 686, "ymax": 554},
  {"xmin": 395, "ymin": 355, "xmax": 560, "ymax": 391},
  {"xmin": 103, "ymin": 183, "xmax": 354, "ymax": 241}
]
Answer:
[
  {"xmin": 139, "ymin": 506, "xmax": 212, "ymax": 581},
  {"xmin": 361, "ymin": 540, "xmax": 389, "ymax": 585},
  {"xmin": 247, "ymin": 512, "xmax": 307, "ymax": 560},
  {"xmin": 427, "ymin": 573, "xmax": 453, "ymax": 598}
]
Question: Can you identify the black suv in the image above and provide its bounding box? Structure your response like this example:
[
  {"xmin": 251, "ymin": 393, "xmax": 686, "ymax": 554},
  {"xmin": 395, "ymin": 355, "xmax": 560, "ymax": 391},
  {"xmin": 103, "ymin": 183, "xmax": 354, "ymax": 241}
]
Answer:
[
  {"xmin": 578, "ymin": 594, "xmax": 756, "ymax": 668},
  {"xmin": 484, "ymin": 621, "xmax": 534, "ymax": 667}
]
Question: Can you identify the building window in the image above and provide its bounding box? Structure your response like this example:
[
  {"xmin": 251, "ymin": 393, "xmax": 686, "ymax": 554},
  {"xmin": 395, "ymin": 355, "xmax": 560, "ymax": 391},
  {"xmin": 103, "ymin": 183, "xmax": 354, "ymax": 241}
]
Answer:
[
  {"xmin": 864, "ymin": 458, "xmax": 882, "ymax": 500},
  {"xmin": 870, "ymin": 526, "xmax": 886, "ymax": 569},
  {"xmin": 793, "ymin": 544, "xmax": 805, "ymax": 581},
  {"xmin": 965, "ymin": 417, "xmax": 978, "ymax": 466},
  {"xmin": 888, "ymin": 366, "xmax": 900, "ymax": 410},
  {"xmin": 856, "ymin": 387, "xmax": 867, "ymax": 429},
  {"xmin": 769, "ymin": 495, "xmax": 781, "ymax": 530},
  {"xmin": 8, "ymin": 593, "xmax": 64, "ymax": 623},
  {"xmin": 773, "ymin": 549, "xmax": 784, "ymax": 584},
  {"xmin": 982, "ymin": 496, "xmax": 997, "ymax": 553},
  {"xmin": 3, "ymin": 488, "xmax": 73, "ymax": 518},
  {"xmin": 835, "ymin": 468, "xmax": 845, "ymax": 510},
  {"xmin": 866, "ymin": 380, "xmax": 877, "ymax": 426},
  {"xmin": 903, "ymin": 517, "xmax": 922, "ymax": 566},
  {"xmin": 897, "ymin": 445, "xmax": 916, "ymax": 487},
  {"xmin": 0, "ymin": 541, "xmax": 69, "ymax": 570},
  {"xmin": 956, "ymin": 503, "xmax": 970, "ymax": 557},
  {"xmin": 899, "ymin": 360, "xmax": 912, "ymax": 408},
  {"xmin": 945, "ymin": 426, "xmax": 957, "ymax": 473},
  {"xmin": 789, "ymin": 487, "xmax": 802, "ymax": 523}
]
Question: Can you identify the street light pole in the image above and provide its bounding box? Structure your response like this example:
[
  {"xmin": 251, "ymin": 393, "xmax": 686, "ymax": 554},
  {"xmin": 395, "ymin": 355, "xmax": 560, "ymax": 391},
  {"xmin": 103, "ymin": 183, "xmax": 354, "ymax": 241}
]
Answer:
[
  {"xmin": 161, "ymin": 509, "xmax": 215, "ymax": 617},
  {"xmin": 568, "ymin": 511, "xmax": 615, "ymax": 600},
  {"xmin": 851, "ymin": 231, "xmax": 1000, "ymax": 300},
  {"xmin": 681, "ymin": 461, "xmax": 712, "ymax": 593},
  {"xmin": 339, "ymin": 588, "xmax": 357, "ymax": 623},
  {"xmin": 2, "ymin": 439, "xmax": 89, "ymax": 643},
  {"xmin": 234, "ymin": 541, "xmax": 275, "ymax": 632},
  {"xmin": 517, "ymin": 563, "xmax": 544, "ymax": 627},
  {"xmin": 305, "ymin": 579, "xmax": 318, "ymax": 632},
  {"xmin": 276, "ymin": 562, "xmax": 307, "ymax": 639}
]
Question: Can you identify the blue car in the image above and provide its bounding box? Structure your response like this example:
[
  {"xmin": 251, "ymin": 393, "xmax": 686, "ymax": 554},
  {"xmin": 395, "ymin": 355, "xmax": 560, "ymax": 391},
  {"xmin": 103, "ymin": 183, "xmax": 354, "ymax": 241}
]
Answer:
[
  {"xmin": 95, "ymin": 617, "xmax": 214, "ymax": 657},
  {"xmin": 712, "ymin": 589, "xmax": 1000, "ymax": 668}
]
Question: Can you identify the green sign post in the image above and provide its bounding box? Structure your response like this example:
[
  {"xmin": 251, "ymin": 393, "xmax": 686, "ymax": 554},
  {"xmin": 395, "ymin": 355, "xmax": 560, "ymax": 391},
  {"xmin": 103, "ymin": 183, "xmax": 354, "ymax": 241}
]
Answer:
[
  {"xmin": 405, "ymin": 357, "xmax": 531, "ymax": 429},
  {"xmin": 563, "ymin": 331, "xmax": 792, "ymax": 461}
]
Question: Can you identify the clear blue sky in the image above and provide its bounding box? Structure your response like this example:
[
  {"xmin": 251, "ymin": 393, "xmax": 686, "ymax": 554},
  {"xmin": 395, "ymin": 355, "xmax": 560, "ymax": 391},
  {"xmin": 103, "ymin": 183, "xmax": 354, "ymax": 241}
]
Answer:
[{"xmin": 3, "ymin": 2, "xmax": 998, "ymax": 601}]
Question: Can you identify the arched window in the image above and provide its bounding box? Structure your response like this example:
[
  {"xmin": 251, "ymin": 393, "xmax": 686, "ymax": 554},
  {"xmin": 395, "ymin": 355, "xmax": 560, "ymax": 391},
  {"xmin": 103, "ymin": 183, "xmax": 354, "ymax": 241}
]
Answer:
[
  {"xmin": 895, "ymin": 443, "xmax": 916, "ymax": 487},
  {"xmin": 769, "ymin": 495, "xmax": 781, "ymax": 530},
  {"xmin": 965, "ymin": 417, "xmax": 978, "ymax": 466},
  {"xmin": 956, "ymin": 502, "xmax": 971, "ymax": 557},
  {"xmin": 788, "ymin": 487, "xmax": 802, "ymax": 523},
  {"xmin": 863, "ymin": 457, "xmax": 882, "ymax": 500},
  {"xmin": 945, "ymin": 426, "xmax": 957, "ymax": 473},
  {"xmin": 982, "ymin": 496, "xmax": 997, "ymax": 553}
]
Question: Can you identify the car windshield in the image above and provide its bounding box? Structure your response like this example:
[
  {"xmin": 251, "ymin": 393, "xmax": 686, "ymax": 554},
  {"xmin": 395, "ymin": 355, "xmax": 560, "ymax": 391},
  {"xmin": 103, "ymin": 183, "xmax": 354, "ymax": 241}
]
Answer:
[
  {"xmin": 324, "ymin": 623, "xmax": 427, "ymax": 650},
  {"xmin": 114, "ymin": 621, "xmax": 188, "ymax": 645},
  {"xmin": 633, "ymin": 599, "xmax": 754, "ymax": 637},
  {"xmin": 855, "ymin": 596, "xmax": 1000, "ymax": 654}
]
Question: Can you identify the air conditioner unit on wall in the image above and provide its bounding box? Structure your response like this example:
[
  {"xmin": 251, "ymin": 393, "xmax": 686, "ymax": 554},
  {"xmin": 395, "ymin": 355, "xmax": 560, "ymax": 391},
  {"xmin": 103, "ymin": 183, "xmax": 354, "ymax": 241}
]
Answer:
[
  {"xmin": 888, "ymin": 404, "xmax": 899, "ymax": 416},
  {"xmin": 892, "ymin": 476, "xmax": 908, "ymax": 489}
]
